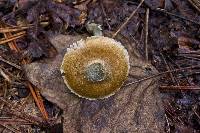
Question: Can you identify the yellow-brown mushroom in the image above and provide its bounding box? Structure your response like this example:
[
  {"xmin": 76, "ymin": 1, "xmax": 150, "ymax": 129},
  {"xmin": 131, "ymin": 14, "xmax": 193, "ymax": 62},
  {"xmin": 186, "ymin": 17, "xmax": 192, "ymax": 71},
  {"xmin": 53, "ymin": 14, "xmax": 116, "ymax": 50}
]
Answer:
[{"xmin": 60, "ymin": 36, "xmax": 129, "ymax": 100}]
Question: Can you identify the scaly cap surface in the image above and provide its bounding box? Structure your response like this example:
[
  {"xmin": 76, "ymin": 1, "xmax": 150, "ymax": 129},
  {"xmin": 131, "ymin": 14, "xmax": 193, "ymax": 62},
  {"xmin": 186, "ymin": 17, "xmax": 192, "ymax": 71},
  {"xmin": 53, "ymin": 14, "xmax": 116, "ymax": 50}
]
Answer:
[{"xmin": 60, "ymin": 36, "xmax": 129, "ymax": 100}]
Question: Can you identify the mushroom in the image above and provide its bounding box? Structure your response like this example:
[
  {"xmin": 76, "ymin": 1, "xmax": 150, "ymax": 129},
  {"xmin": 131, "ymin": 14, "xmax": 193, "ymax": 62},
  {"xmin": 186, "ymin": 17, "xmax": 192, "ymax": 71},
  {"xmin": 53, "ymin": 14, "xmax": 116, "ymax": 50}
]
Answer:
[{"xmin": 60, "ymin": 36, "xmax": 129, "ymax": 100}]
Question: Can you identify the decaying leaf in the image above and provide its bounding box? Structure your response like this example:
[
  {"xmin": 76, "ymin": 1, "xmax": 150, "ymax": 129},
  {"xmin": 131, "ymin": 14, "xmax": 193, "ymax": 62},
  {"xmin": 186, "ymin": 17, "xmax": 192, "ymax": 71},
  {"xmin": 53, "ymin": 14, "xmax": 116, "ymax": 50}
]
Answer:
[
  {"xmin": 144, "ymin": 0, "xmax": 163, "ymax": 9},
  {"xmin": 24, "ymin": 34, "xmax": 165, "ymax": 132}
]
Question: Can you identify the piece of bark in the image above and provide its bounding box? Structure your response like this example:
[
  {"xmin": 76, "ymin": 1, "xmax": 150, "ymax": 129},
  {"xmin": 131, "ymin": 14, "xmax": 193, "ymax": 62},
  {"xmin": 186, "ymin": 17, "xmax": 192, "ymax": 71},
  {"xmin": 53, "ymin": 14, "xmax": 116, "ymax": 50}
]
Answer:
[{"xmin": 24, "ymin": 34, "xmax": 165, "ymax": 132}]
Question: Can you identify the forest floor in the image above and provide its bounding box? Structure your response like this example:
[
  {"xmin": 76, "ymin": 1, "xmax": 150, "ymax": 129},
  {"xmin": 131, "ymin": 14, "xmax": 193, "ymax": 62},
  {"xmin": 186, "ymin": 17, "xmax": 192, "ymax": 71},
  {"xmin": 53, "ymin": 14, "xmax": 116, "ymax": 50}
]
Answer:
[{"xmin": 0, "ymin": 0, "xmax": 200, "ymax": 132}]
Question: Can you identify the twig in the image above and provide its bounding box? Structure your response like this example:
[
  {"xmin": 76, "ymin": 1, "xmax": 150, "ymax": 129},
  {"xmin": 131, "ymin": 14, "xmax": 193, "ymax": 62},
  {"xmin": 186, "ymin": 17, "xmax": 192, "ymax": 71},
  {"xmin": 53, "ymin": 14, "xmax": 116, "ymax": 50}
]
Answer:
[
  {"xmin": 155, "ymin": 8, "xmax": 200, "ymax": 25},
  {"xmin": 124, "ymin": 65, "xmax": 200, "ymax": 86},
  {"xmin": 0, "ymin": 56, "xmax": 22, "ymax": 70},
  {"xmin": 112, "ymin": 0, "xmax": 145, "ymax": 38},
  {"xmin": 145, "ymin": 8, "xmax": 149, "ymax": 62}
]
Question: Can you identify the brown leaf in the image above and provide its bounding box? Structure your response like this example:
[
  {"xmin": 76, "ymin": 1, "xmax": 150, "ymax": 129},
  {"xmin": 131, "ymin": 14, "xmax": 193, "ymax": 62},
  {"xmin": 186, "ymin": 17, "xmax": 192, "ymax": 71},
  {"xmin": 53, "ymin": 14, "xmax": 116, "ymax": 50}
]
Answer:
[{"xmin": 24, "ymin": 34, "xmax": 165, "ymax": 132}]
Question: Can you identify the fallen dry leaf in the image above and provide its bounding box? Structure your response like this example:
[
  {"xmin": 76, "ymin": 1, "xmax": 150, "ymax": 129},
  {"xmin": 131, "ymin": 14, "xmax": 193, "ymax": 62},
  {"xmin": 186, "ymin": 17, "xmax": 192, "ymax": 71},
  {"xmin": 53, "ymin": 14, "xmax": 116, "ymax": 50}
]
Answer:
[{"xmin": 24, "ymin": 34, "xmax": 165, "ymax": 132}]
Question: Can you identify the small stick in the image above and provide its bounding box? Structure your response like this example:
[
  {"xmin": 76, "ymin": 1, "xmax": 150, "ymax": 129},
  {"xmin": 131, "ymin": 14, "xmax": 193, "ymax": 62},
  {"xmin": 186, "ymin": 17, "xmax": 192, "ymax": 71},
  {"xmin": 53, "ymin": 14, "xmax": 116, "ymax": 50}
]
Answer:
[
  {"xmin": 160, "ymin": 85, "xmax": 200, "ymax": 90},
  {"xmin": 124, "ymin": 65, "xmax": 200, "ymax": 86},
  {"xmin": 0, "ymin": 56, "xmax": 22, "ymax": 70},
  {"xmin": 112, "ymin": 0, "xmax": 145, "ymax": 38},
  {"xmin": 145, "ymin": 8, "xmax": 149, "ymax": 61}
]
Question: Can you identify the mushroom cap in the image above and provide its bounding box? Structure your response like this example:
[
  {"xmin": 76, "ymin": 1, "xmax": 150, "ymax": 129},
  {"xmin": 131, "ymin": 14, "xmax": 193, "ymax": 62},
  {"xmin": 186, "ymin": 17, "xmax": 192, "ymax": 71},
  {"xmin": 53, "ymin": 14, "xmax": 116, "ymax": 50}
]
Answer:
[{"xmin": 60, "ymin": 36, "xmax": 129, "ymax": 100}]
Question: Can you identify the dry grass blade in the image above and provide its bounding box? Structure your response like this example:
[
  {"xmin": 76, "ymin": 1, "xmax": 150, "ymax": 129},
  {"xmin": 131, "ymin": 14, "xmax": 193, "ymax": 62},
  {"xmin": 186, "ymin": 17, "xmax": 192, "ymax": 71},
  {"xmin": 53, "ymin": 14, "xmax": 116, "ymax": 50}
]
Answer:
[
  {"xmin": 160, "ymin": 86, "xmax": 200, "ymax": 90},
  {"xmin": 0, "ymin": 56, "xmax": 22, "ymax": 70},
  {"xmin": 0, "ymin": 117, "xmax": 31, "ymax": 125},
  {"xmin": 0, "ymin": 31, "xmax": 26, "ymax": 45},
  {"xmin": 156, "ymin": 8, "xmax": 200, "ymax": 25},
  {"xmin": 125, "ymin": 65, "xmax": 200, "ymax": 86},
  {"xmin": 188, "ymin": 0, "xmax": 200, "ymax": 12},
  {"xmin": 160, "ymin": 53, "xmax": 177, "ymax": 84},
  {"xmin": 0, "ymin": 97, "xmax": 43, "ymax": 125},
  {"xmin": 28, "ymin": 83, "xmax": 49, "ymax": 120},
  {"xmin": 0, "ymin": 68, "xmax": 12, "ymax": 83},
  {"xmin": 145, "ymin": 8, "xmax": 149, "ymax": 62},
  {"xmin": 0, "ymin": 21, "xmax": 48, "ymax": 33},
  {"xmin": 112, "ymin": 0, "xmax": 145, "ymax": 38},
  {"xmin": 0, "ymin": 27, "xmax": 29, "ymax": 33},
  {"xmin": 0, "ymin": 123, "xmax": 21, "ymax": 133}
]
